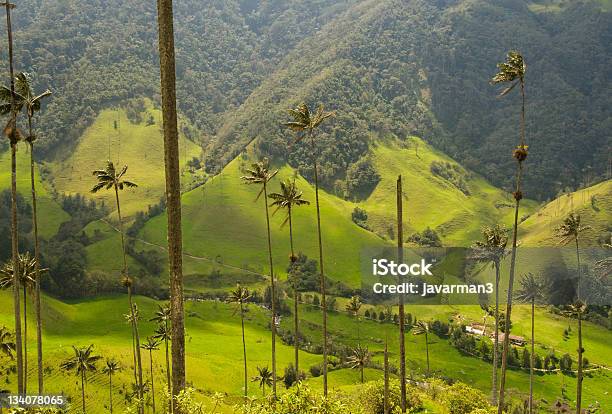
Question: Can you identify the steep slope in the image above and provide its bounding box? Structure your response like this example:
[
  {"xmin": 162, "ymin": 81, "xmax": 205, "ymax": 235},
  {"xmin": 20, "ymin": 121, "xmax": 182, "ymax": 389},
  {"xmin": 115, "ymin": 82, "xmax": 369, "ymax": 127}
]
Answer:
[
  {"xmin": 47, "ymin": 99, "xmax": 202, "ymax": 218},
  {"xmin": 521, "ymin": 179, "xmax": 611, "ymax": 246}
]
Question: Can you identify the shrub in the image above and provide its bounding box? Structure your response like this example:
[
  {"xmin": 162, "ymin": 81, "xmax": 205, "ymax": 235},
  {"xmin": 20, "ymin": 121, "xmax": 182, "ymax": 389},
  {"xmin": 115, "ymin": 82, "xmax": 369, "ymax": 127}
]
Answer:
[
  {"xmin": 444, "ymin": 382, "xmax": 491, "ymax": 414},
  {"xmin": 358, "ymin": 379, "xmax": 422, "ymax": 414}
]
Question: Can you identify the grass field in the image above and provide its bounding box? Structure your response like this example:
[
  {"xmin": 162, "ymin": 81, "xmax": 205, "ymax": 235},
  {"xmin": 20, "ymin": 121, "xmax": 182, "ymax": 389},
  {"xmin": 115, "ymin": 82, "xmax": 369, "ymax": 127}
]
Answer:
[
  {"xmin": 0, "ymin": 290, "xmax": 609, "ymax": 413},
  {"xmin": 521, "ymin": 180, "xmax": 611, "ymax": 246},
  {"xmin": 47, "ymin": 100, "xmax": 202, "ymax": 219},
  {"xmin": 0, "ymin": 143, "xmax": 69, "ymax": 239}
]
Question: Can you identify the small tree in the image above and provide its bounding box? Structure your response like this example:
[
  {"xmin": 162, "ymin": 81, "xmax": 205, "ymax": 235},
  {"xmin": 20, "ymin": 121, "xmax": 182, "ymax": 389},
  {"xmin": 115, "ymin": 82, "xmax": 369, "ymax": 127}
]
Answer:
[
  {"xmin": 141, "ymin": 337, "xmax": 161, "ymax": 413},
  {"xmin": 227, "ymin": 284, "xmax": 252, "ymax": 398},
  {"xmin": 348, "ymin": 345, "xmax": 371, "ymax": 384},
  {"xmin": 102, "ymin": 359, "xmax": 121, "ymax": 414},
  {"xmin": 413, "ymin": 321, "xmax": 431, "ymax": 376},
  {"xmin": 252, "ymin": 366, "xmax": 273, "ymax": 397},
  {"xmin": 60, "ymin": 345, "xmax": 101, "ymax": 414}
]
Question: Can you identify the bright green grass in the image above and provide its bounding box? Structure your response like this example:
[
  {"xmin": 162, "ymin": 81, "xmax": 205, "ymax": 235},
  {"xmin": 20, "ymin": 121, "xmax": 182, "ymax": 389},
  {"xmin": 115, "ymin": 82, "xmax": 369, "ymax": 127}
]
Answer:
[
  {"xmin": 1, "ymin": 290, "xmax": 610, "ymax": 413},
  {"xmin": 360, "ymin": 137, "xmax": 539, "ymax": 246},
  {"xmin": 139, "ymin": 155, "xmax": 386, "ymax": 287},
  {"xmin": 0, "ymin": 143, "xmax": 69, "ymax": 239},
  {"xmin": 47, "ymin": 99, "xmax": 202, "ymax": 219},
  {"xmin": 521, "ymin": 180, "xmax": 611, "ymax": 246}
]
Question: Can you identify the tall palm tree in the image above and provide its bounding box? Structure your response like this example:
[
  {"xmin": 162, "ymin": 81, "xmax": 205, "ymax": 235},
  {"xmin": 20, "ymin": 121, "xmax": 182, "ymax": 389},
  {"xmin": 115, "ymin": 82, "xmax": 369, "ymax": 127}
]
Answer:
[
  {"xmin": 241, "ymin": 158, "xmax": 279, "ymax": 397},
  {"xmin": 269, "ymin": 179, "xmax": 309, "ymax": 373},
  {"xmin": 471, "ymin": 224, "xmax": 509, "ymax": 404},
  {"xmin": 91, "ymin": 161, "xmax": 143, "ymax": 407},
  {"xmin": 251, "ymin": 366, "xmax": 273, "ymax": 397},
  {"xmin": 491, "ymin": 51, "xmax": 528, "ymax": 414},
  {"xmin": 1, "ymin": 72, "xmax": 51, "ymax": 394},
  {"xmin": 60, "ymin": 345, "xmax": 101, "ymax": 414},
  {"xmin": 556, "ymin": 213, "xmax": 590, "ymax": 414},
  {"xmin": 156, "ymin": 0, "xmax": 186, "ymax": 401},
  {"xmin": 284, "ymin": 102, "xmax": 334, "ymax": 395},
  {"xmin": 0, "ymin": 326, "xmax": 15, "ymax": 361},
  {"xmin": 124, "ymin": 304, "xmax": 140, "ymax": 387},
  {"xmin": 412, "ymin": 321, "xmax": 431, "ymax": 376},
  {"xmin": 151, "ymin": 304, "xmax": 172, "ymax": 409},
  {"xmin": 0, "ymin": 252, "xmax": 42, "ymax": 393},
  {"xmin": 348, "ymin": 345, "xmax": 371, "ymax": 384},
  {"xmin": 516, "ymin": 273, "xmax": 544, "ymax": 414},
  {"xmin": 396, "ymin": 175, "xmax": 407, "ymax": 413},
  {"xmin": 227, "ymin": 284, "xmax": 252, "ymax": 398},
  {"xmin": 141, "ymin": 337, "xmax": 161, "ymax": 413},
  {"xmin": 1, "ymin": 5, "xmax": 24, "ymax": 390},
  {"xmin": 102, "ymin": 359, "xmax": 121, "ymax": 414},
  {"xmin": 345, "ymin": 296, "xmax": 362, "ymax": 344}
]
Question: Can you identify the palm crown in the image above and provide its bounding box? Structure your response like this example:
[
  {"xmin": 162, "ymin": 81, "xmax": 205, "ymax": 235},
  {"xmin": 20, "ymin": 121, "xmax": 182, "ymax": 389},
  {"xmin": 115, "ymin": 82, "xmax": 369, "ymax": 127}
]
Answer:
[
  {"xmin": 556, "ymin": 213, "xmax": 591, "ymax": 245},
  {"xmin": 60, "ymin": 345, "xmax": 101, "ymax": 376},
  {"xmin": 240, "ymin": 158, "xmax": 278, "ymax": 199},
  {"xmin": 228, "ymin": 284, "xmax": 252, "ymax": 306},
  {"xmin": 150, "ymin": 304, "xmax": 171, "ymax": 324},
  {"xmin": 141, "ymin": 337, "xmax": 161, "ymax": 351},
  {"xmin": 284, "ymin": 103, "xmax": 334, "ymax": 142},
  {"xmin": 515, "ymin": 273, "xmax": 545, "ymax": 303},
  {"xmin": 491, "ymin": 51, "xmax": 526, "ymax": 96},
  {"xmin": 0, "ymin": 252, "xmax": 45, "ymax": 291},
  {"xmin": 471, "ymin": 225, "xmax": 509, "ymax": 266},
  {"xmin": 412, "ymin": 320, "xmax": 430, "ymax": 336},
  {"xmin": 268, "ymin": 179, "xmax": 310, "ymax": 226},
  {"xmin": 102, "ymin": 359, "xmax": 121, "ymax": 375},
  {"xmin": 91, "ymin": 161, "xmax": 138, "ymax": 194},
  {"xmin": 252, "ymin": 366, "xmax": 273, "ymax": 390},
  {"xmin": 347, "ymin": 345, "xmax": 370, "ymax": 369}
]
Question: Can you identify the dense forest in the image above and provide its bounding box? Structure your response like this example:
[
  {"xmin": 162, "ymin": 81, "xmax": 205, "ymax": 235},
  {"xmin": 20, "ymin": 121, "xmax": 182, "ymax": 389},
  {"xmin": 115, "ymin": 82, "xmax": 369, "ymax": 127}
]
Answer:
[{"xmin": 4, "ymin": 0, "xmax": 611, "ymax": 200}]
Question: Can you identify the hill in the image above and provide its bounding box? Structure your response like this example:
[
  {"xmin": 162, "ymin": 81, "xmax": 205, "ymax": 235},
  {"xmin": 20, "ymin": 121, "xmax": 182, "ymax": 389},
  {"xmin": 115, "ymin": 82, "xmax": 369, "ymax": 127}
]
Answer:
[{"xmin": 7, "ymin": 0, "xmax": 611, "ymax": 201}]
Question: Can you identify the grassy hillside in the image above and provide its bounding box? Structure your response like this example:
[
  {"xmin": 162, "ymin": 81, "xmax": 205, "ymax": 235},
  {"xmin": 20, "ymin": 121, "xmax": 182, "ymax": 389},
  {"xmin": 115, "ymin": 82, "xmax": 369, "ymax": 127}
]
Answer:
[
  {"xmin": 360, "ymin": 137, "xmax": 539, "ymax": 245},
  {"xmin": 0, "ymin": 143, "xmax": 69, "ymax": 239},
  {"xmin": 139, "ymin": 153, "xmax": 385, "ymax": 287},
  {"xmin": 521, "ymin": 180, "xmax": 611, "ymax": 246},
  {"xmin": 47, "ymin": 100, "xmax": 202, "ymax": 219}
]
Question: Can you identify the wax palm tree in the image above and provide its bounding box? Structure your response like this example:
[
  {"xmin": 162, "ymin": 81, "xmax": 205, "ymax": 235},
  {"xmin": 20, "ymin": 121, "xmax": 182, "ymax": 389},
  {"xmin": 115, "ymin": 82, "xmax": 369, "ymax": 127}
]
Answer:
[
  {"xmin": 516, "ymin": 273, "xmax": 544, "ymax": 414},
  {"xmin": 471, "ymin": 224, "xmax": 509, "ymax": 404},
  {"xmin": 413, "ymin": 321, "xmax": 431, "ymax": 376},
  {"xmin": 60, "ymin": 345, "xmax": 101, "ymax": 414},
  {"xmin": 241, "ymin": 158, "xmax": 279, "ymax": 397},
  {"xmin": 0, "ymin": 252, "xmax": 43, "ymax": 393},
  {"xmin": 348, "ymin": 345, "xmax": 371, "ymax": 384},
  {"xmin": 251, "ymin": 366, "xmax": 273, "ymax": 397},
  {"xmin": 156, "ymin": 0, "xmax": 186, "ymax": 400},
  {"xmin": 0, "ymin": 23, "xmax": 24, "ymax": 392},
  {"xmin": 491, "ymin": 51, "xmax": 528, "ymax": 413},
  {"xmin": 345, "ymin": 296, "xmax": 362, "ymax": 344},
  {"xmin": 91, "ymin": 162, "xmax": 143, "ymax": 406},
  {"xmin": 102, "ymin": 359, "xmax": 121, "ymax": 414},
  {"xmin": 124, "ymin": 302, "xmax": 141, "ymax": 388},
  {"xmin": 284, "ymin": 102, "xmax": 334, "ymax": 395},
  {"xmin": 141, "ymin": 337, "xmax": 161, "ymax": 413},
  {"xmin": 556, "ymin": 213, "xmax": 591, "ymax": 414},
  {"xmin": 1, "ymin": 72, "xmax": 51, "ymax": 394},
  {"xmin": 396, "ymin": 175, "xmax": 408, "ymax": 413},
  {"xmin": 150, "ymin": 303, "xmax": 172, "ymax": 408},
  {"xmin": 0, "ymin": 327, "xmax": 15, "ymax": 360},
  {"xmin": 269, "ymin": 179, "xmax": 309, "ymax": 373},
  {"xmin": 227, "ymin": 284, "xmax": 252, "ymax": 398}
]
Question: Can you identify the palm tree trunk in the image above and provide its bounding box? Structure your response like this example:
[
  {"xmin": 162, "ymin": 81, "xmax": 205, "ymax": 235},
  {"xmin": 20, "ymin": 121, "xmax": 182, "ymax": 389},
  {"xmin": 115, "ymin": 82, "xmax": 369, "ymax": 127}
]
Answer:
[
  {"xmin": 288, "ymin": 208, "xmax": 299, "ymax": 373},
  {"xmin": 492, "ymin": 262, "xmax": 500, "ymax": 405},
  {"xmin": 149, "ymin": 349, "xmax": 156, "ymax": 414},
  {"xmin": 240, "ymin": 302, "xmax": 248, "ymax": 398},
  {"xmin": 309, "ymin": 131, "xmax": 328, "ymax": 396},
  {"xmin": 129, "ymin": 309, "xmax": 138, "ymax": 385},
  {"xmin": 498, "ymin": 79, "xmax": 526, "ymax": 414},
  {"xmin": 384, "ymin": 338, "xmax": 390, "ymax": 414},
  {"xmin": 529, "ymin": 298, "xmax": 534, "ymax": 414},
  {"xmin": 156, "ymin": 1, "xmax": 186, "ymax": 404},
  {"xmin": 22, "ymin": 285, "xmax": 27, "ymax": 393},
  {"xmin": 425, "ymin": 332, "xmax": 430, "ymax": 376},
  {"xmin": 114, "ymin": 185, "xmax": 144, "ymax": 413},
  {"xmin": 29, "ymin": 135, "xmax": 44, "ymax": 394},
  {"xmin": 164, "ymin": 323, "xmax": 172, "ymax": 414},
  {"xmin": 81, "ymin": 371, "xmax": 86, "ymax": 414},
  {"xmin": 262, "ymin": 182, "xmax": 277, "ymax": 398},
  {"xmin": 575, "ymin": 237, "xmax": 582, "ymax": 414},
  {"xmin": 397, "ymin": 176, "xmax": 407, "ymax": 413},
  {"xmin": 360, "ymin": 365, "xmax": 364, "ymax": 384},
  {"xmin": 109, "ymin": 373, "xmax": 113, "ymax": 414},
  {"xmin": 4, "ymin": 3, "xmax": 23, "ymax": 395}
]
